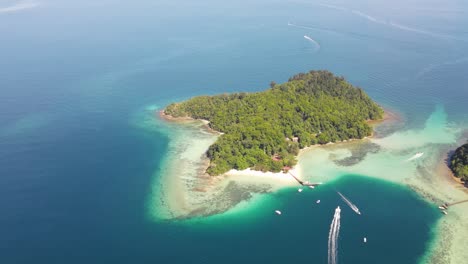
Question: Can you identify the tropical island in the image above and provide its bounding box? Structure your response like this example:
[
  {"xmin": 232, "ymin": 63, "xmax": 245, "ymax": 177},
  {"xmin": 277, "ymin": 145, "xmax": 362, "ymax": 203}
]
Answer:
[
  {"xmin": 163, "ymin": 70, "xmax": 383, "ymax": 175},
  {"xmin": 450, "ymin": 142, "xmax": 468, "ymax": 182}
]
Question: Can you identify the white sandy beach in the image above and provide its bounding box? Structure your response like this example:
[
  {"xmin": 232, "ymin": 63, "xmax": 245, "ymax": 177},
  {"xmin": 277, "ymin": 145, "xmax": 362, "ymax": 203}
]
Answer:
[{"xmin": 149, "ymin": 106, "xmax": 468, "ymax": 264}]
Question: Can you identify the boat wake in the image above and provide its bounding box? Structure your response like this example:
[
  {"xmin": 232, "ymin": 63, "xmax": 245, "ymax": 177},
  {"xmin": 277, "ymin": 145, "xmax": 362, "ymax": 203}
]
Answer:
[
  {"xmin": 303, "ymin": 35, "xmax": 320, "ymax": 50},
  {"xmin": 416, "ymin": 57, "xmax": 468, "ymax": 79},
  {"xmin": 312, "ymin": 3, "xmax": 458, "ymax": 40},
  {"xmin": 351, "ymin": 10, "xmax": 381, "ymax": 23},
  {"xmin": 407, "ymin": 152, "xmax": 424, "ymax": 161},
  {"xmin": 0, "ymin": 0, "xmax": 39, "ymax": 14},
  {"xmin": 337, "ymin": 192, "xmax": 361, "ymax": 215},
  {"xmin": 328, "ymin": 206, "xmax": 341, "ymax": 264},
  {"xmin": 317, "ymin": 3, "xmax": 346, "ymax": 12}
]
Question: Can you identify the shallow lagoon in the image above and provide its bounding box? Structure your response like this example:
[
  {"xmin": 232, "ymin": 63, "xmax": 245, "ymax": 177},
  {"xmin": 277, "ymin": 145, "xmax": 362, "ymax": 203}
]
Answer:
[{"xmin": 1, "ymin": 0, "xmax": 467, "ymax": 263}]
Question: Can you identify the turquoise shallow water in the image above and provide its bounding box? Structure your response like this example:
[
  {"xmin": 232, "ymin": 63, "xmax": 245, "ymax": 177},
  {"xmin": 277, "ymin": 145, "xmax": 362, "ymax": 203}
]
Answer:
[
  {"xmin": 0, "ymin": 0, "xmax": 467, "ymax": 263},
  {"xmin": 169, "ymin": 175, "xmax": 440, "ymax": 264}
]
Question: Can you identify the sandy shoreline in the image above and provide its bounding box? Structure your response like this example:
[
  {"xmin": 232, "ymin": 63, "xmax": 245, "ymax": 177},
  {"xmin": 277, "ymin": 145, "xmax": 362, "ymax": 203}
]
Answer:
[
  {"xmin": 151, "ymin": 106, "xmax": 468, "ymax": 264},
  {"xmin": 152, "ymin": 110, "xmax": 303, "ymax": 219},
  {"xmin": 438, "ymin": 151, "xmax": 467, "ymax": 192},
  {"xmin": 420, "ymin": 146, "xmax": 468, "ymax": 264},
  {"xmin": 224, "ymin": 168, "xmax": 301, "ymax": 186},
  {"xmin": 158, "ymin": 110, "xmax": 221, "ymax": 135},
  {"xmin": 153, "ymin": 107, "xmax": 393, "ymax": 219}
]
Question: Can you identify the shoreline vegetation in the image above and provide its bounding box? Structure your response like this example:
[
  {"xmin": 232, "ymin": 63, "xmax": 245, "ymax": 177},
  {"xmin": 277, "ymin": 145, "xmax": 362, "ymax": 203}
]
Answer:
[
  {"xmin": 162, "ymin": 70, "xmax": 384, "ymax": 176},
  {"xmin": 154, "ymin": 98, "xmax": 468, "ymax": 264},
  {"xmin": 449, "ymin": 142, "xmax": 468, "ymax": 184}
]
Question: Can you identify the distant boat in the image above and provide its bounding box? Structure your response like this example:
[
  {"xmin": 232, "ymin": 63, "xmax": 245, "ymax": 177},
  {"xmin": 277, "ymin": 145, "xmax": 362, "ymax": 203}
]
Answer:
[
  {"xmin": 438, "ymin": 206, "xmax": 446, "ymax": 210},
  {"xmin": 316, "ymin": 200, "xmax": 321, "ymax": 204},
  {"xmin": 298, "ymin": 188, "xmax": 303, "ymax": 193},
  {"xmin": 441, "ymin": 210, "xmax": 448, "ymax": 215},
  {"xmin": 275, "ymin": 210, "xmax": 282, "ymax": 215},
  {"xmin": 407, "ymin": 152, "xmax": 424, "ymax": 161},
  {"xmin": 364, "ymin": 237, "xmax": 367, "ymax": 243},
  {"xmin": 337, "ymin": 191, "xmax": 361, "ymax": 215},
  {"xmin": 308, "ymin": 185, "xmax": 315, "ymax": 189}
]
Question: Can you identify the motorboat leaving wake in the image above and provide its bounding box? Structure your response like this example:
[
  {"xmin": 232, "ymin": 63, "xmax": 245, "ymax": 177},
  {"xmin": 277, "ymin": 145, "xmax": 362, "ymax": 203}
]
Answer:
[
  {"xmin": 328, "ymin": 206, "xmax": 341, "ymax": 264},
  {"xmin": 303, "ymin": 35, "xmax": 321, "ymax": 50},
  {"xmin": 337, "ymin": 192, "xmax": 361, "ymax": 215},
  {"xmin": 407, "ymin": 152, "xmax": 424, "ymax": 161}
]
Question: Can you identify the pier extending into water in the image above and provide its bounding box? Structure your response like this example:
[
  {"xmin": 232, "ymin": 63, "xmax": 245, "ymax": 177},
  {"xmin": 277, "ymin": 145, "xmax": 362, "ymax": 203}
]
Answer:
[
  {"xmin": 288, "ymin": 172, "xmax": 322, "ymax": 187},
  {"xmin": 446, "ymin": 199, "xmax": 468, "ymax": 207},
  {"xmin": 439, "ymin": 199, "xmax": 468, "ymax": 213}
]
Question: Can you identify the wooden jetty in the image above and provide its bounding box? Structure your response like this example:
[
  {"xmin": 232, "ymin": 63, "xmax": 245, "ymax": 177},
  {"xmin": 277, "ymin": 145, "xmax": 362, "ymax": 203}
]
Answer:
[
  {"xmin": 438, "ymin": 199, "xmax": 468, "ymax": 214},
  {"xmin": 446, "ymin": 199, "xmax": 468, "ymax": 207},
  {"xmin": 288, "ymin": 172, "xmax": 321, "ymax": 187}
]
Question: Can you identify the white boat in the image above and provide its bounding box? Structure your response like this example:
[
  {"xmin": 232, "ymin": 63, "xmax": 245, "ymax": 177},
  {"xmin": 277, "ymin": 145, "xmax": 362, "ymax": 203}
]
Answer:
[
  {"xmin": 275, "ymin": 210, "xmax": 282, "ymax": 215},
  {"xmin": 316, "ymin": 200, "xmax": 321, "ymax": 204},
  {"xmin": 308, "ymin": 185, "xmax": 315, "ymax": 189},
  {"xmin": 442, "ymin": 210, "xmax": 448, "ymax": 215},
  {"xmin": 407, "ymin": 152, "xmax": 424, "ymax": 161},
  {"xmin": 438, "ymin": 206, "xmax": 446, "ymax": 210},
  {"xmin": 298, "ymin": 188, "xmax": 303, "ymax": 193},
  {"xmin": 364, "ymin": 237, "xmax": 367, "ymax": 243}
]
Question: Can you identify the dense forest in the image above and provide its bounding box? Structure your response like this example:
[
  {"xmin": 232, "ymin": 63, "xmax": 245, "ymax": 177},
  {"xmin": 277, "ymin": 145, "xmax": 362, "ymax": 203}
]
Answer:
[
  {"xmin": 450, "ymin": 142, "xmax": 468, "ymax": 181},
  {"xmin": 165, "ymin": 70, "xmax": 384, "ymax": 176}
]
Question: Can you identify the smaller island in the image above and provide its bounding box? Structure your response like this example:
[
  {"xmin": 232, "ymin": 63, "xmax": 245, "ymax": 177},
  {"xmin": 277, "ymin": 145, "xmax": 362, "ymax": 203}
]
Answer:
[
  {"xmin": 450, "ymin": 141, "xmax": 468, "ymax": 183},
  {"xmin": 163, "ymin": 70, "xmax": 383, "ymax": 176}
]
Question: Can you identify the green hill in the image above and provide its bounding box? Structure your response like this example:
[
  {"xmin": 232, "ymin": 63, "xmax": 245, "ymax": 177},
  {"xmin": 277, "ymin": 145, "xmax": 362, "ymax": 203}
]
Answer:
[
  {"xmin": 164, "ymin": 70, "xmax": 384, "ymax": 175},
  {"xmin": 450, "ymin": 142, "xmax": 468, "ymax": 181}
]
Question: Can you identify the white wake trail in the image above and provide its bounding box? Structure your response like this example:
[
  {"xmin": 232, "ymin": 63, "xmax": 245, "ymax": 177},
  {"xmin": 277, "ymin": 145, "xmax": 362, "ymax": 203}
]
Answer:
[
  {"xmin": 337, "ymin": 192, "xmax": 361, "ymax": 215},
  {"xmin": 328, "ymin": 206, "xmax": 341, "ymax": 264},
  {"xmin": 311, "ymin": 3, "xmax": 456, "ymax": 40},
  {"xmin": 351, "ymin": 10, "xmax": 381, "ymax": 23},
  {"xmin": 388, "ymin": 21, "xmax": 443, "ymax": 38},
  {"xmin": 316, "ymin": 3, "xmax": 347, "ymax": 12},
  {"xmin": 0, "ymin": 0, "xmax": 39, "ymax": 14},
  {"xmin": 406, "ymin": 152, "xmax": 424, "ymax": 161},
  {"xmin": 416, "ymin": 57, "xmax": 468, "ymax": 79},
  {"xmin": 303, "ymin": 35, "xmax": 321, "ymax": 50}
]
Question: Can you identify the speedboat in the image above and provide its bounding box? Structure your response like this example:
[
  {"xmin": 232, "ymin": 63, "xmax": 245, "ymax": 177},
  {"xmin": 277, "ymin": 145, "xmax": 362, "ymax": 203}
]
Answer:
[
  {"xmin": 298, "ymin": 188, "xmax": 303, "ymax": 193},
  {"xmin": 275, "ymin": 210, "xmax": 282, "ymax": 215},
  {"xmin": 364, "ymin": 237, "xmax": 367, "ymax": 243},
  {"xmin": 316, "ymin": 200, "xmax": 321, "ymax": 204}
]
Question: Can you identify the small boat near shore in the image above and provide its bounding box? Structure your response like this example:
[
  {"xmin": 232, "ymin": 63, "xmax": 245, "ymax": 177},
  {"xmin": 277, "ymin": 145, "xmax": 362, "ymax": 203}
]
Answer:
[{"xmin": 407, "ymin": 152, "xmax": 424, "ymax": 161}]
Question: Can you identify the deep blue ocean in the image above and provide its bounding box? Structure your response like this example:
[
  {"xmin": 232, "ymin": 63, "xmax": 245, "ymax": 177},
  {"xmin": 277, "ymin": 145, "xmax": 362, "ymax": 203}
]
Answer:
[{"xmin": 1, "ymin": 0, "xmax": 467, "ymax": 263}]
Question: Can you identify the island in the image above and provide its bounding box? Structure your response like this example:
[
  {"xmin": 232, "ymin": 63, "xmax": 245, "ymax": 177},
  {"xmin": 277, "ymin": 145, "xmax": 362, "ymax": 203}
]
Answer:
[
  {"xmin": 163, "ymin": 70, "xmax": 384, "ymax": 175},
  {"xmin": 450, "ymin": 142, "xmax": 468, "ymax": 182}
]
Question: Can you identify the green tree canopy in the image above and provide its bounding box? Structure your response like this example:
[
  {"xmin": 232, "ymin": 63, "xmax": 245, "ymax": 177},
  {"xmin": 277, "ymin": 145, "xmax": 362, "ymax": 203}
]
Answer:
[
  {"xmin": 165, "ymin": 70, "xmax": 384, "ymax": 175},
  {"xmin": 450, "ymin": 142, "xmax": 468, "ymax": 181}
]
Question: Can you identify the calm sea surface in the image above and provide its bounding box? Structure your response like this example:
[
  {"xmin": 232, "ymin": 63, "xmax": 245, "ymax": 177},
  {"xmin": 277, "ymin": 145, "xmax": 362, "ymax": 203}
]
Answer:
[{"xmin": 1, "ymin": 0, "xmax": 467, "ymax": 263}]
